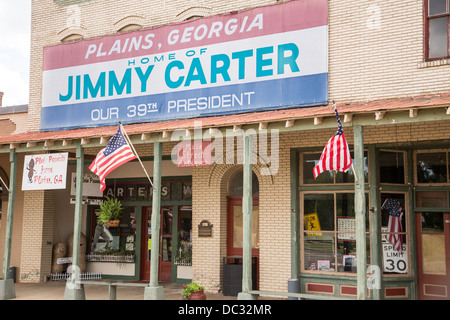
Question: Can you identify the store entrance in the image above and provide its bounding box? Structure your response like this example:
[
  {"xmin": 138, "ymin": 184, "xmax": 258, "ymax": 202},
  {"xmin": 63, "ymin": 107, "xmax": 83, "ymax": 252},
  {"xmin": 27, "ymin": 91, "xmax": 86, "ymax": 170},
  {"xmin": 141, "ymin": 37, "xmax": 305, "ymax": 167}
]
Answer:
[
  {"xmin": 416, "ymin": 192, "xmax": 450, "ymax": 300},
  {"xmin": 140, "ymin": 206, "xmax": 173, "ymax": 282}
]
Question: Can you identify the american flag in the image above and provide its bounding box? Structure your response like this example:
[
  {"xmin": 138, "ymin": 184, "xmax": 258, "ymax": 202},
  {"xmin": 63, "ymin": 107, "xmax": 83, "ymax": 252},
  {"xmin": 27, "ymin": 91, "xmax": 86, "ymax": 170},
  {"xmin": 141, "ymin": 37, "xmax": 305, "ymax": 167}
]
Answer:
[
  {"xmin": 382, "ymin": 198, "xmax": 404, "ymax": 252},
  {"xmin": 313, "ymin": 108, "xmax": 352, "ymax": 179},
  {"xmin": 89, "ymin": 126, "xmax": 136, "ymax": 192}
]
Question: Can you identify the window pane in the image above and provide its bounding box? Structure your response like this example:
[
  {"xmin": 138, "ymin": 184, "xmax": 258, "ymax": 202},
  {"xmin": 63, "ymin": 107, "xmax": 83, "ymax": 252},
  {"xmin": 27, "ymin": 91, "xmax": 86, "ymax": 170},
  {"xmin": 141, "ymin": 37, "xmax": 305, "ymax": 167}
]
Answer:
[
  {"xmin": 381, "ymin": 194, "xmax": 408, "ymax": 274},
  {"xmin": 380, "ymin": 151, "xmax": 405, "ymax": 184},
  {"xmin": 304, "ymin": 236, "xmax": 335, "ymax": 271},
  {"xmin": 232, "ymin": 205, "xmax": 259, "ymax": 248},
  {"xmin": 175, "ymin": 206, "xmax": 192, "ymax": 266},
  {"xmin": 335, "ymin": 151, "xmax": 368, "ymax": 183},
  {"xmin": 429, "ymin": 0, "xmax": 447, "ymax": 15},
  {"xmin": 421, "ymin": 212, "xmax": 444, "ymax": 233},
  {"xmin": 416, "ymin": 152, "xmax": 447, "ymax": 183},
  {"xmin": 304, "ymin": 194, "xmax": 334, "ymax": 231},
  {"xmin": 337, "ymin": 236, "xmax": 370, "ymax": 273},
  {"xmin": 429, "ymin": 17, "xmax": 448, "ymax": 58},
  {"xmin": 91, "ymin": 206, "xmax": 136, "ymax": 256},
  {"xmin": 416, "ymin": 191, "xmax": 447, "ymax": 208},
  {"xmin": 422, "ymin": 234, "xmax": 446, "ymax": 274},
  {"xmin": 302, "ymin": 153, "xmax": 334, "ymax": 184}
]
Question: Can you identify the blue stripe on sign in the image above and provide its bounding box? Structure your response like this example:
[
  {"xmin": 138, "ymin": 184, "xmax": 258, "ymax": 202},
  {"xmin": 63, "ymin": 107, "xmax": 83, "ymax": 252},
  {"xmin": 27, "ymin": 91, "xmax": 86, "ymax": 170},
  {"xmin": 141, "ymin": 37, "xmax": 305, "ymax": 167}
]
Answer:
[{"xmin": 40, "ymin": 73, "xmax": 328, "ymax": 132}]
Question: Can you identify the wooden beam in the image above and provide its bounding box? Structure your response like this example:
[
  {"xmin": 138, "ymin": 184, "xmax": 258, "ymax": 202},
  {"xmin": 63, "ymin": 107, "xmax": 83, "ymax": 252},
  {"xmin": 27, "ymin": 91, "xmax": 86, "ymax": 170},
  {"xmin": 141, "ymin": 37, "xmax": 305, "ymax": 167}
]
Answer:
[
  {"xmin": 99, "ymin": 136, "xmax": 109, "ymax": 145},
  {"xmin": 353, "ymin": 125, "xmax": 367, "ymax": 300},
  {"xmin": 409, "ymin": 108, "xmax": 418, "ymax": 118},
  {"xmin": 344, "ymin": 114, "xmax": 353, "ymax": 123},
  {"xmin": 239, "ymin": 134, "xmax": 253, "ymax": 298},
  {"xmin": 285, "ymin": 119, "xmax": 295, "ymax": 128},
  {"xmin": 446, "ymin": 107, "xmax": 450, "ymax": 115},
  {"xmin": 26, "ymin": 142, "xmax": 37, "ymax": 148},
  {"xmin": 80, "ymin": 138, "xmax": 90, "ymax": 145},
  {"xmin": 44, "ymin": 140, "xmax": 54, "ymax": 148},
  {"xmin": 64, "ymin": 142, "xmax": 85, "ymax": 300},
  {"xmin": 9, "ymin": 143, "xmax": 20, "ymax": 149},
  {"xmin": 62, "ymin": 139, "xmax": 73, "ymax": 147},
  {"xmin": 149, "ymin": 142, "xmax": 163, "ymax": 292},
  {"xmin": 375, "ymin": 112, "xmax": 385, "ymax": 120},
  {"xmin": 141, "ymin": 133, "xmax": 151, "ymax": 141},
  {"xmin": 162, "ymin": 131, "xmax": 170, "ymax": 139},
  {"xmin": 259, "ymin": 122, "xmax": 268, "ymax": 130},
  {"xmin": 233, "ymin": 124, "xmax": 242, "ymax": 132},
  {"xmin": 314, "ymin": 117, "xmax": 323, "ymax": 125},
  {"xmin": 1, "ymin": 149, "xmax": 17, "ymax": 291}
]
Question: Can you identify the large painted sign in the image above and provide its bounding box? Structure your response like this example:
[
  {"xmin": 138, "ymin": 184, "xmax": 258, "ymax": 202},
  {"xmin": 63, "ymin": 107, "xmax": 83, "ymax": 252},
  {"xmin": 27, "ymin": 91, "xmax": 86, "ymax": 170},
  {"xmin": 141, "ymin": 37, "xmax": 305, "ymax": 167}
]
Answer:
[{"xmin": 41, "ymin": 0, "xmax": 328, "ymax": 131}]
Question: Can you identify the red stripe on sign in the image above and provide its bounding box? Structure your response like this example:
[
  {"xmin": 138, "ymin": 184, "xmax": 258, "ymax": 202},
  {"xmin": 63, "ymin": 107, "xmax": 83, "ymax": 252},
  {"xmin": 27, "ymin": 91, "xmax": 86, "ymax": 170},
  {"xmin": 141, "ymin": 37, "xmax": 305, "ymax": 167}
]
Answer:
[{"xmin": 43, "ymin": 0, "xmax": 328, "ymax": 71}]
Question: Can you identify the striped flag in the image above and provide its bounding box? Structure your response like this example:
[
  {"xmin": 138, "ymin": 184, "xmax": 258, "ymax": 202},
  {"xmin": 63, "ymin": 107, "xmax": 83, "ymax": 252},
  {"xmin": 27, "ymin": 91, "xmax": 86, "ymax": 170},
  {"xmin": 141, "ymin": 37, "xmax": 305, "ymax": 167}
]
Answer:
[
  {"xmin": 89, "ymin": 126, "xmax": 136, "ymax": 192},
  {"xmin": 382, "ymin": 198, "xmax": 404, "ymax": 252},
  {"xmin": 313, "ymin": 108, "xmax": 352, "ymax": 179}
]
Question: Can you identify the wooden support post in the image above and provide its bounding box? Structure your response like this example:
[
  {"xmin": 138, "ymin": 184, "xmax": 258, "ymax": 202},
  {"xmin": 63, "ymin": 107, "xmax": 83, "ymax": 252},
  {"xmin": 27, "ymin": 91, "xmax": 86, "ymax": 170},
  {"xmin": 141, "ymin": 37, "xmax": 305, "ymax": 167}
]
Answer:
[
  {"xmin": 368, "ymin": 145, "xmax": 382, "ymax": 300},
  {"xmin": 289, "ymin": 149, "xmax": 300, "ymax": 299},
  {"xmin": 0, "ymin": 149, "xmax": 17, "ymax": 300},
  {"xmin": 238, "ymin": 134, "xmax": 257, "ymax": 300},
  {"xmin": 64, "ymin": 142, "xmax": 85, "ymax": 300},
  {"xmin": 353, "ymin": 125, "xmax": 367, "ymax": 300},
  {"xmin": 144, "ymin": 142, "xmax": 165, "ymax": 300}
]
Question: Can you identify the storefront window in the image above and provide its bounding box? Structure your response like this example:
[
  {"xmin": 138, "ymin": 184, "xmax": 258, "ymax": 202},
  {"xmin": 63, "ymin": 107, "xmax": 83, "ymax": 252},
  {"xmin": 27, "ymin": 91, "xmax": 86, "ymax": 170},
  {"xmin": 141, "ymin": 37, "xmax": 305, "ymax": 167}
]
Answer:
[
  {"xmin": 416, "ymin": 151, "xmax": 448, "ymax": 184},
  {"xmin": 175, "ymin": 206, "xmax": 192, "ymax": 266},
  {"xmin": 302, "ymin": 193, "xmax": 370, "ymax": 273},
  {"xmin": 381, "ymin": 193, "xmax": 408, "ymax": 274},
  {"xmin": 89, "ymin": 206, "xmax": 136, "ymax": 262},
  {"xmin": 380, "ymin": 150, "xmax": 406, "ymax": 184},
  {"xmin": 302, "ymin": 152, "xmax": 368, "ymax": 184}
]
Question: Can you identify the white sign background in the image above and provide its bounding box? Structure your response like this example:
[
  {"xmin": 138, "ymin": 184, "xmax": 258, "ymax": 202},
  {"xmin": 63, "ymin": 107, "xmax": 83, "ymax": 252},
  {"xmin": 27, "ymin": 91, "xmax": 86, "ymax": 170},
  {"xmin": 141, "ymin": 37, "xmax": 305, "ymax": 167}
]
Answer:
[{"xmin": 22, "ymin": 153, "xmax": 68, "ymax": 190}]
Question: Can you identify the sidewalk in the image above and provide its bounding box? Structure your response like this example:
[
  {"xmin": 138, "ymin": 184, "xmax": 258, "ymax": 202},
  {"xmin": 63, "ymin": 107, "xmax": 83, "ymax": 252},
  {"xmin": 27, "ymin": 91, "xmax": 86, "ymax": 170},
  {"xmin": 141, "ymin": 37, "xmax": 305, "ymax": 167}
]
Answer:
[{"xmin": 10, "ymin": 281, "xmax": 237, "ymax": 300}]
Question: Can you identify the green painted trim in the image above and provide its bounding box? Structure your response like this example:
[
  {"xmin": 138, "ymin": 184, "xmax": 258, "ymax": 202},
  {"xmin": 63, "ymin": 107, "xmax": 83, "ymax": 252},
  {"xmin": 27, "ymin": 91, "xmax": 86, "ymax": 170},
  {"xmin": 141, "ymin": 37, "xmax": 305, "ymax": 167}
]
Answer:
[
  {"xmin": 353, "ymin": 125, "xmax": 367, "ymax": 300},
  {"xmin": 1, "ymin": 149, "xmax": 17, "ymax": 280},
  {"xmin": 407, "ymin": 150, "xmax": 419, "ymax": 300},
  {"xmin": 368, "ymin": 145, "xmax": 382, "ymax": 300},
  {"xmin": 290, "ymin": 149, "xmax": 300, "ymax": 279},
  {"xmin": 149, "ymin": 142, "xmax": 162, "ymax": 287},
  {"xmin": 241, "ymin": 134, "xmax": 253, "ymax": 293}
]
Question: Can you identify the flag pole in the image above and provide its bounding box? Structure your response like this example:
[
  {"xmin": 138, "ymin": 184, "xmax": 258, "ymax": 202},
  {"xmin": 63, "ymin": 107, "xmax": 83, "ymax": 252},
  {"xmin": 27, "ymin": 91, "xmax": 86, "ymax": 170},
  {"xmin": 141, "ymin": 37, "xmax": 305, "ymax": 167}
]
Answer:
[
  {"xmin": 332, "ymin": 101, "xmax": 359, "ymax": 184},
  {"xmin": 119, "ymin": 122, "xmax": 154, "ymax": 188}
]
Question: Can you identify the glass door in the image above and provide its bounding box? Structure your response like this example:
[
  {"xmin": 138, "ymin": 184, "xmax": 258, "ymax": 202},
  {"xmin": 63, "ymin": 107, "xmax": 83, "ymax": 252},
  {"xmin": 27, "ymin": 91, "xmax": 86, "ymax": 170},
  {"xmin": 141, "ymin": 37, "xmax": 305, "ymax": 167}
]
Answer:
[
  {"xmin": 140, "ymin": 206, "xmax": 173, "ymax": 282},
  {"xmin": 416, "ymin": 192, "xmax": 450, "ymax": 300}
]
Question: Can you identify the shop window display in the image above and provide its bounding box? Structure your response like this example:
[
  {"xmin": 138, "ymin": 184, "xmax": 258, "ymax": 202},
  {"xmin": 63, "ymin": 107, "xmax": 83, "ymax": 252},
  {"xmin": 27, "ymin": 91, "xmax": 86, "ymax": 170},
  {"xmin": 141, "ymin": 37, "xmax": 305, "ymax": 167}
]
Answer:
[
  {"xmin": 302, "ymin": 193, "xmax": 370, "ymax": 273},
  {"xmin": 89, "ymin": 206, "xmax": 136, "ymax": 262}
]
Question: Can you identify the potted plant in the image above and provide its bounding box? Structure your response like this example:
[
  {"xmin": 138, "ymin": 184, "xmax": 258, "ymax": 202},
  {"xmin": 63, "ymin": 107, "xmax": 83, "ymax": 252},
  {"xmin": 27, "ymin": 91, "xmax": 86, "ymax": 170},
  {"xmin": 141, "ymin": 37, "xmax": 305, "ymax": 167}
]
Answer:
[
  {"xmin": 181, "ymin": 282, "xmax": 206, "ymax": 300},
  {"xmin": 96, "ymin": 196, "xmax": 123, "ymax": 227}
]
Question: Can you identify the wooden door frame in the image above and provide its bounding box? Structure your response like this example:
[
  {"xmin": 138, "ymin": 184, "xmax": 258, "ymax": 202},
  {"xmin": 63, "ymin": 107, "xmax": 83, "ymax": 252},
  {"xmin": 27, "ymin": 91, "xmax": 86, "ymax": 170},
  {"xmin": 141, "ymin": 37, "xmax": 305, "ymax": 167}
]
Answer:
[
  {"xmin": 226, "ymin": 196, "xmax": 259, "ymax": 257},
  {"xmin": 415, "ymin": 190, "xmax": 450, "ymax": 300},
  {"xmin": 140, "ymin": 206, "xmax": 174, "ymax": 282}
]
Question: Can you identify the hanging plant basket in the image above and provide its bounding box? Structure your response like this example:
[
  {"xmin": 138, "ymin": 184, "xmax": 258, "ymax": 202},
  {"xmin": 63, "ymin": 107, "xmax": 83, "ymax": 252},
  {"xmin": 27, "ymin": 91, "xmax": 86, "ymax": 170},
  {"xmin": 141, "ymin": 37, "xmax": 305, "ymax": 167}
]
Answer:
[
  {"xmin": 106, "ymin": 219, "xmax": 120, "ymax": 227},
  {"xmin": 96, "ymin": 197, "xmax": 123, "ymax": 227}
]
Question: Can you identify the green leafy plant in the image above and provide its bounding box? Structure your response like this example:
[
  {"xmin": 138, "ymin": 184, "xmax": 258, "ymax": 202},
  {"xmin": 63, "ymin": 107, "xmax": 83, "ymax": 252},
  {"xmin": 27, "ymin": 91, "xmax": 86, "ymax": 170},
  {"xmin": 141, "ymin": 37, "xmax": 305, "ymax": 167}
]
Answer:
[
  {"xmin": 96, "ymin": 196, "xmax": 123, "ymax": 224},
  {"xmin": 181, "ymin": 282, "xmax": 204, "ymax": 300}
]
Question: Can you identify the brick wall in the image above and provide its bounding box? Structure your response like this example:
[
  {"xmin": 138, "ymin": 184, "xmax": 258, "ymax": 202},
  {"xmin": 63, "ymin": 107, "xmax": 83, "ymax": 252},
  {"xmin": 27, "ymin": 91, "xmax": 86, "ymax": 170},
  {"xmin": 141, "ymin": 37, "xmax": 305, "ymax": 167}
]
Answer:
[
  {"xmin": 19, "ymin": 190, "xmax": 54, "ymax": 282},
  {"xmin": 28, "ymin": 0, "xmax": 450, "ymax": 132}
]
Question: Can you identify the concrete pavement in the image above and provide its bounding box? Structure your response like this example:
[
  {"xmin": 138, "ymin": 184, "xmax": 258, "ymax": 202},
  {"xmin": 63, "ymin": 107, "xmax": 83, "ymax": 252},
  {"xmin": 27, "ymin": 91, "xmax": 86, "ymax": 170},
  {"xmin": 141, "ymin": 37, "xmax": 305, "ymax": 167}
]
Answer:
[{"xmin": 10, "ymin": 281, "xmax": 237, "ymax": 300}]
